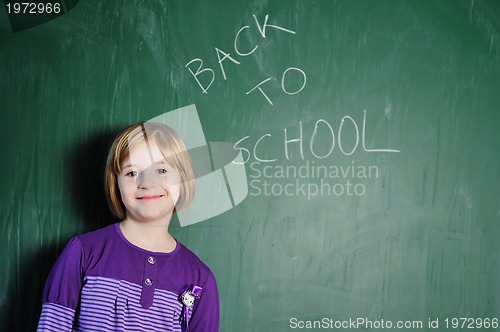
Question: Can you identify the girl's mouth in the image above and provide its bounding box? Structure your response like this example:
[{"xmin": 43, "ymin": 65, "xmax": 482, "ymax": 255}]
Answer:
[{"xmin": 137, "ymin": 195, "xmax": 164, "ymax": 200}]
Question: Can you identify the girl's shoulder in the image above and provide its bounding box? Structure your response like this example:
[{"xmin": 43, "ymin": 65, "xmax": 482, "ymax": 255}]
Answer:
[
  {"xmin": 173, "ymin": 242, "xmax": 216, "ymax": 281},
  {"xmin": 76, "ymin": 223, "xmax": 116, "ymax": 245},
  {"xmin": 67, "ymin": 223, "xmax": 120, "ymax": 260}
]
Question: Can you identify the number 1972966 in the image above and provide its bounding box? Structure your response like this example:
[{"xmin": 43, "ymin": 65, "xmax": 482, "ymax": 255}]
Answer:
[
  {"xmin": 444, "ymin": 317, "xmax": 498, "ymax": 329},
  {"xmin": 6, "ymin": 2, "xmax": 61, "ymax": 14}
]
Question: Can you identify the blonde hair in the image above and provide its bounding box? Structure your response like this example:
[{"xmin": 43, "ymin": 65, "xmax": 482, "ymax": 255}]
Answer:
[{"xmin": 105, "ymin": 122, "xmax": 195, "ymax": 219}]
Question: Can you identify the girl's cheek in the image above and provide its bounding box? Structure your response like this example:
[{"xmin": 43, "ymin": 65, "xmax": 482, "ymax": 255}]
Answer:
[
  {"xmin": 167, "ymin": 184, "xmax": 181, "ymax": 204},
  {"xmin": 118, "ymin": 176, "xmax": 138, "ymax": 194}
]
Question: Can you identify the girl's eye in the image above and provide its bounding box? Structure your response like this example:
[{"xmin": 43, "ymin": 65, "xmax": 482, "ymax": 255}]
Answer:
[
  {"xmin": 126, "ymin": 170, "xmax": 140, "ymax": 177},
  {"xmin": 156, "ymin": 168, "xmax": 168, "ymax": 174}
]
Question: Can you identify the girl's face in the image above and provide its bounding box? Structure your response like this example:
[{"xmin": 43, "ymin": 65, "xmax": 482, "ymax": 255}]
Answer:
[{"xmin": 117, "ymin": 141, "xmax": 181, "ymax": 224}]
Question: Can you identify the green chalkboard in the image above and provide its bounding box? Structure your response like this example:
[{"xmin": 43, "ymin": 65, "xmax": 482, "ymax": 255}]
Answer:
[{"xmin": 1, "ymin": 0, "xmax": 499, "ymax": 331}]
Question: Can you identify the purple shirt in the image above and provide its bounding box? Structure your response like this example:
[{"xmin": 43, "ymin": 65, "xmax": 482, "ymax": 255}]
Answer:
[{"xmin": 37, "ymin": 223, "xmax": 219, "ymax": 332}]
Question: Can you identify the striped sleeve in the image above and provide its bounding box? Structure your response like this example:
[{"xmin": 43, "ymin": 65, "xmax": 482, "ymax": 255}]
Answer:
[
  {"xmin": 37, "ymin": 302, "xmax": 75, "ymax": 332},
  {"xmin": 37, "ymin": 236, "xmax": 84, "ymax": 331}
]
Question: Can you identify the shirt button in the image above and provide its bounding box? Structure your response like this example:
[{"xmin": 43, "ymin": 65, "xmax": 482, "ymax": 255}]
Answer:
[
  {"xmin": 148, "ymin": 256, "xmax": 156, "ymax": 265},
  {"xmin": 145, "ymin": 278, "xmax": 153, "ymax": 286}
]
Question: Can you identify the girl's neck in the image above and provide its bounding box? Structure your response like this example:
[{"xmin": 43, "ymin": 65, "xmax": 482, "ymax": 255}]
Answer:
[{"xmin": 119, "ymin": 218, "xmax": 177, "ymax": 253}]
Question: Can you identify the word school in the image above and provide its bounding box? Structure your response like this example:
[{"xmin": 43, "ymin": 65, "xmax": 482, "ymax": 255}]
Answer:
[{"xmin": 234, "ymin": 110, "xmax": 401, "ymax": 164}]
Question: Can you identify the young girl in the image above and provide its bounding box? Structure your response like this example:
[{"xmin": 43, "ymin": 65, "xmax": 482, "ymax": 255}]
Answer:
[{"xmin": 37, "ymin": 122, "xmax": 220, "ymax": 332}]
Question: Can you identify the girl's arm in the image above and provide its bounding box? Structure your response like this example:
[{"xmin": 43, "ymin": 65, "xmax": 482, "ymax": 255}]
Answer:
[
  {"xmin": 188, "ymin": 271, "xmax": 220, "ymax": 332},
  {"xmin": 36, "ymin": 237, "xmax": 84, "ymax": 332}
]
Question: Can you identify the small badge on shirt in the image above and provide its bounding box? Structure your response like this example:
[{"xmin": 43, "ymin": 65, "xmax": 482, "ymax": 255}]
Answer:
[
  {"xmin": 179, "ymin": 284, "xmax": 202, "ymax": 332},
  {"xmin": 180, "ymin": 285, "xmax": 202, "ymax": 307}
]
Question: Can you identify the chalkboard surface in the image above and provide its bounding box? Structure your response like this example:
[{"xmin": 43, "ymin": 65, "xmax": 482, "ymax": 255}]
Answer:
[{"xmin": 1, "ymin": 0, "xmax": 499, "ymax": 331}]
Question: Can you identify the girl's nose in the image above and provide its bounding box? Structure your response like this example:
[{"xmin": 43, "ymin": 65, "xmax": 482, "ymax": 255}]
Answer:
[{"xmin": 135, "ymin": 167, "xmax": 158, "ymax": 188}]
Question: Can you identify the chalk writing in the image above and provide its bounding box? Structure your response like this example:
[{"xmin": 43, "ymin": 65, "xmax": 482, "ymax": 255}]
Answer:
[
  {"xmin": 234, "ymin": 110, "xmax": 401, "ymax": 164},
  {"xmin": 185, "ymin": 14, "xmax": 306, "ymax": 104},
  {"xmin": 246, "ymin": 67, "xmax": 307, "ymax": 105}
]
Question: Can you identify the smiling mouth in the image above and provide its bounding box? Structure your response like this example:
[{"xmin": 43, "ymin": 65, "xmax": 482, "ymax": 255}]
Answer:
[{"xmin": 137, "ymin": 195, "xmax": 164, "ymax": 200}]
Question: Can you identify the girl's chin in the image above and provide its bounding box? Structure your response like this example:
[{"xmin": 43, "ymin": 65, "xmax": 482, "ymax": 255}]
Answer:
[{"xmin": 128, "ymin": 210, "xmax": 175, "ymax": 222}]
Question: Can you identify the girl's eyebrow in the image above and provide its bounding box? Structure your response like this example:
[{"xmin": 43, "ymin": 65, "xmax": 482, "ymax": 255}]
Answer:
[{"xmin": 122, "ymin": 160, "xmax": 169, "ymax": 169}]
